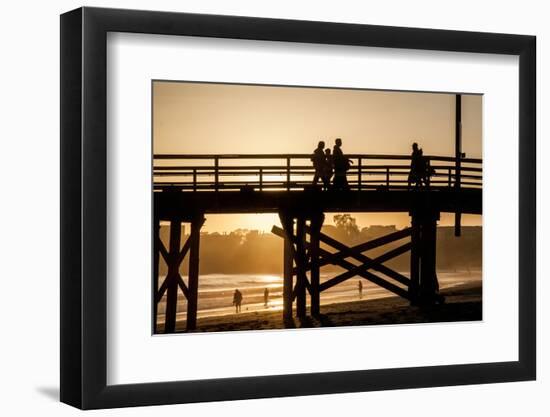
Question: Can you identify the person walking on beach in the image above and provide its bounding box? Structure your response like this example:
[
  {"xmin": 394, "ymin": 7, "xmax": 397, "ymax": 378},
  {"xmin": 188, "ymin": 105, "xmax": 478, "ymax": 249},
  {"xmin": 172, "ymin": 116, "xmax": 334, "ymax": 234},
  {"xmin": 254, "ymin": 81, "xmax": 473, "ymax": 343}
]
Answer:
[
  {"xmin": 358, "ymin": 280, "xmax": 363, "ymax": 299},
  {"xmin": 264, "ymin": 287, "xmax": 269, "ymax": 307},
  {"xmin": 332, "ymin": 138, "xmax": 352, "ymax": 190},
  {"xmin": 321, "ymin": 148, "xmax": 333, "ymax": 191},
  {"xmin": 233, "ymin": 289, "xmax": 243, "ymax": 313},
  {"xmin": 311, "ymin": 141, "xmax": 326, "ymax": 186}
]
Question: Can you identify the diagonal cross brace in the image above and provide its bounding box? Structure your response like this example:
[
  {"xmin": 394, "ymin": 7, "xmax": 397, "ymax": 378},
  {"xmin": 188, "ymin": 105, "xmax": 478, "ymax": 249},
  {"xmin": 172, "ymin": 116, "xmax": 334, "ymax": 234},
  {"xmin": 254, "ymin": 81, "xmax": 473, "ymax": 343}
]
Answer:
[
  {"xmin": 273, "ymin": 225, "xmax": 411, "ymax": 287},
  {"xmin": 318, "ymin": 244, "xmax": 411, "ymax": 293},
  {"xmin": 307, "ymin": 228, "xmax": 411, "ymax": 287},
  {"xmin": 156, "ymin": 217, "xmax": 205, "ymax": 303}
]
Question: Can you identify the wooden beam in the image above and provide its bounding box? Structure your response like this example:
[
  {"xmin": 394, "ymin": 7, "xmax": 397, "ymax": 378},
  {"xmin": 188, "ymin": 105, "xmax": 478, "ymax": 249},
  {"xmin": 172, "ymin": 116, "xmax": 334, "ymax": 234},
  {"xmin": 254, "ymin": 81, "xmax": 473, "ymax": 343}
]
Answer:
[
  {"xmin": 275, "ymin": 225, "xmax": 411, "ymax": 287},
  {"xmin": 420, "ymin": 216, "xmax": 439, "ymax": 302},
  {"xmin": 186, "ymin": 216, "xmax": 204, "ymax": 331},
  {"xmin": 455, "ymin": 93, "xmax": 462, "ymax": 237},
  {"xmin": 314, "ymin": 226, "xmax": 412, "ymax": 258},
  {"xmin": 295, "ymin": 217, "xmax": 307, "ymax": 318},
  {"xmin": 153, "ymin": 219, "xmax": 160, "ymax": 332},
  {"xmin": 318, "ymin": 244, "xmax": 411, "ymax": 295},
  {"xmin": 164, "ymin": 220, "xmax": 181, "ymax": 333},
  {"xmin": 409, "ymin": 220, "xmax": 420, "ymax": 302},
  {"xmin": 273, "ymin": 224, "xmax": 312, "ymax": 295},
  {"xmin": 279, "ymin": 213, "xmax": 294, "ymax": 321},
  {"xmin": 155, "ymin": 278, "xmax": 169, "ymax": 304},
  {"xmin": 157, "ymin": 238, "xmax": 170, "ymax": 265},
  {"xmin": 309, "ymin": 216, "xmax": 323, "ymax": 317},
  {"xmin": 307, "ymin": 232, "xmax": 412, "ymax": 287},
  {"xmin": 320, "ymin": 253, "xmax": 410, "ymax": 299},
  {"xmin": 177, "ymin": 276, "xmax": 189, "ymax": 298},
  {"xmin": 274, "ymin": 224, "xmax": 411, "ymax": 297}
]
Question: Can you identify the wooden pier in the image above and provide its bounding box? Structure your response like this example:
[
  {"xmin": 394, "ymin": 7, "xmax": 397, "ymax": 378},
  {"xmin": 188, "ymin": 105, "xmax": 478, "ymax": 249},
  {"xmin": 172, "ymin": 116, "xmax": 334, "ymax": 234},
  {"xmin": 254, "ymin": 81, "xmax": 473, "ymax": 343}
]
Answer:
[{"xmin": 153, "ymin": 153, "xmax": 482, "ymax": 332}]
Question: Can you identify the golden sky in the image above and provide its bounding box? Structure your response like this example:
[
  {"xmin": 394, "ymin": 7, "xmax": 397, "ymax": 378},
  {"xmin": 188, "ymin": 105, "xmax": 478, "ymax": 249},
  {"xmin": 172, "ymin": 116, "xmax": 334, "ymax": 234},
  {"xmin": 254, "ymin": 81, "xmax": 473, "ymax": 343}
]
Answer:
[{"xmin": 153, "ymin": 81, "xmax": 482, "ymax": 233}]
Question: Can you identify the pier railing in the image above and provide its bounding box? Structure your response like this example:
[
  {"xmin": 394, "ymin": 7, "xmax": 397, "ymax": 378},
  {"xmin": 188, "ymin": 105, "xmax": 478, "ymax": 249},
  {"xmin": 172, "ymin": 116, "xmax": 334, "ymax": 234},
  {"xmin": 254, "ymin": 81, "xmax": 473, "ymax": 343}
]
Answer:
[{"xmin": 153, "ymin": 154, "xmax": 482, "ymax": 192}]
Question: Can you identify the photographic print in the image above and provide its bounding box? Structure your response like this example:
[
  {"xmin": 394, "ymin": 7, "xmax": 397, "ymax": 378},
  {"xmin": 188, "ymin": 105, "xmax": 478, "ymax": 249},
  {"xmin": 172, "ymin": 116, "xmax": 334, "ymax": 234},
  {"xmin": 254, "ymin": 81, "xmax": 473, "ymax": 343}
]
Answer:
[{"xmin": 152, "ymin": 81, "xmax": 482, "ymax": 334}]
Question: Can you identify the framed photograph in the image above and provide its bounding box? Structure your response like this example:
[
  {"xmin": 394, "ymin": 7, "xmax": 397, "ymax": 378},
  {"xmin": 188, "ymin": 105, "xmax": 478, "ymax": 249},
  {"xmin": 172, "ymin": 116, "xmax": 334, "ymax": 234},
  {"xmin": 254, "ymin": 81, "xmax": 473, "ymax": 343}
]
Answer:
[{"xmin": 60, "ymin": 6, "xmax": 536, "ymax": 409}]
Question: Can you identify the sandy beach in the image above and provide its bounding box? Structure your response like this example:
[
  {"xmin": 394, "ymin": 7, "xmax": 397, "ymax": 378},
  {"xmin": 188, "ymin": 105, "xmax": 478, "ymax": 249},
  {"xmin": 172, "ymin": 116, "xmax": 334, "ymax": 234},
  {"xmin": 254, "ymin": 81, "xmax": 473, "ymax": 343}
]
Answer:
[{"xmin": 160, "ymin": 281, "xmax": 481, "ymax": 333}]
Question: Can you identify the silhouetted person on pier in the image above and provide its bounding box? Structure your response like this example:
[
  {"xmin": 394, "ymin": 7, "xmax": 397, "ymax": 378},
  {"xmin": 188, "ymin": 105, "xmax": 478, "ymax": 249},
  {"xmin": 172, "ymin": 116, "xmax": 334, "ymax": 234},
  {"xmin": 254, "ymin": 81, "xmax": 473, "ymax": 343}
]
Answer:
[
  {"xmin": 358, "ymin": 280, "xmax": 363, "ymax": 299},
  {"xmin": 233, "ymin": 289, "xmax": 243, "ymax": 313},
  {"xmin": 332, "ymin": 138, "xmax": 352, "ymax": 190},
  {"xmin": 311, "ymin": 141, "xmax": 326, "ymax": 186},
  {"xmin": 264, "ymin": 287, "xmax": 269, "ymax": 307},
  {"xmin": 322, "ymin": 148, "xmax": 333, "ymax": 190},
  {"xmin": 408, "ymin": 142, "xmax": 424, "ymax": 190}
]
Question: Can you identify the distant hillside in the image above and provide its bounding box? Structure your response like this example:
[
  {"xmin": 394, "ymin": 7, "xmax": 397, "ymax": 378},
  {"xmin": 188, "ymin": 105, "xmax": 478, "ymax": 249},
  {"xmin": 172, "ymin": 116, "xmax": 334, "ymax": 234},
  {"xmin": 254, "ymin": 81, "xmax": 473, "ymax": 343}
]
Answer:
[{"xmin": 158, "ymin": 223, "xmax": 481, "ymax": 275}]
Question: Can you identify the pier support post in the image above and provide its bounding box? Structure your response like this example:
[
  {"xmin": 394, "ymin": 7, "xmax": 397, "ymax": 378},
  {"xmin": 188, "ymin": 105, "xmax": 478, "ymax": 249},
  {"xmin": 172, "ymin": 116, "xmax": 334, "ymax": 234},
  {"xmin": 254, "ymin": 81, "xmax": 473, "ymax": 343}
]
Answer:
[
  {"xmin": 153, "ymin": 218, "xmax": 160, "ymax": 332},
  {"xmin": 164, "ymin": 219, "xmax": 182, "ymax": 333},
  {"xmin": 295, "ymin": 217, "xmax": 307, "ymax": 319},
  {"xmin": 186, "ymin": 215, "xmax": 205, "ymax": 331},
  {"xmin": 409, "ymin": 218, "xmax": 420, "ymax": 303},
  {"xmin": 409, "ymin": 207, "xmax": 440, "ymax": 305},
  {"xmin": 419, "ymin": 212, "xmax": 439, "ymax": 303},
  {"xmin": 309, "ymin": 214, "xmax": 324, "ymax": 317},
  {"xmin": 280, "ymin": 214, "xmax": 294, "ymax": 322}
]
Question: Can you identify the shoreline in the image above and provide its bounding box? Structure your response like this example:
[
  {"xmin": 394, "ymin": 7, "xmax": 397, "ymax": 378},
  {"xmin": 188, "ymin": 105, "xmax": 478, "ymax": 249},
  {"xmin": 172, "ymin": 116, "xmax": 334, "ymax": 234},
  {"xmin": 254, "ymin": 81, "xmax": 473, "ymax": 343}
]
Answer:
[{"xmin": 160, "ymin": 281, "xmax": 482, "ymax": 334}]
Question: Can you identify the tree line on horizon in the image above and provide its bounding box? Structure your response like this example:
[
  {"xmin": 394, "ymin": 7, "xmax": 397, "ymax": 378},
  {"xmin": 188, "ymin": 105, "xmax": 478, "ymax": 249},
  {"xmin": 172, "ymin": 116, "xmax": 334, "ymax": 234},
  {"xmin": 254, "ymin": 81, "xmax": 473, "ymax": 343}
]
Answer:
[{"xmin": 158, "ymin": 215, "xmax": 482, "ymax": 276}]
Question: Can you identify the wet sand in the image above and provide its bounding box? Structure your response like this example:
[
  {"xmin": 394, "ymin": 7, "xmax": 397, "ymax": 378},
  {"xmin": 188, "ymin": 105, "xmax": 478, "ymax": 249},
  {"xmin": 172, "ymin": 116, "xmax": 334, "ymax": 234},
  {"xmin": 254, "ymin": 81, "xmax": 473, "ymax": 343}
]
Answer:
[{"xmin": 163, "ymin": 281, "xmax": 481, "ymax": 333}]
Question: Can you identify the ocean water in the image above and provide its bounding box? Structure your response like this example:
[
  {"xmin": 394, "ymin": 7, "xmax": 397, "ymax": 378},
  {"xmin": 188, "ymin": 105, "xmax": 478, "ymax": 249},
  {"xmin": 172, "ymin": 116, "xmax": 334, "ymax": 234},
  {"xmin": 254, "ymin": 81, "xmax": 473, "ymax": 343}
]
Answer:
[{"xmin": 156, "ymin": 270, "xmax": 481, "ymax": 323}]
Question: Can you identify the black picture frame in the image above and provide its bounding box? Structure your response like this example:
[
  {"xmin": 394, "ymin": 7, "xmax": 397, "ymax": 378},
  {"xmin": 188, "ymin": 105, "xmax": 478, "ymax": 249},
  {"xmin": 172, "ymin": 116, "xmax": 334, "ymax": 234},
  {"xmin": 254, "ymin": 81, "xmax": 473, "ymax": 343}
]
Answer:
[{"xmin": 60, "ymin": 6, "xmax": 536, "ymax": 410}]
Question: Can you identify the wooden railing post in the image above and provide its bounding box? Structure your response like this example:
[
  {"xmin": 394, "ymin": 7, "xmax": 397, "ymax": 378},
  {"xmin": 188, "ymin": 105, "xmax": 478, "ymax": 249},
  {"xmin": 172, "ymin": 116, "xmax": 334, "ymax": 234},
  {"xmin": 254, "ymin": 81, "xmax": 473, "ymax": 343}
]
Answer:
[
  {"xmin": 193, "ymin": 168, "xmax": 197, "ymax": 192},
  {"xmin": 286, "ymin": 157, "xmax": 291, "ymax": 191},
  {"xmin": 386, "ymin": 167, "xmax": 390, "ymax": 188},
  {"xmin": 214, "ymin": 157, "xmax": 219, "ymax": 192},
  {"xmin": 259, "ymin": 167, "xmax": 263, "ymax": 191},
  {"xmin": 357, "ymin": 157, "xmax": 362, "ymax": 191}
]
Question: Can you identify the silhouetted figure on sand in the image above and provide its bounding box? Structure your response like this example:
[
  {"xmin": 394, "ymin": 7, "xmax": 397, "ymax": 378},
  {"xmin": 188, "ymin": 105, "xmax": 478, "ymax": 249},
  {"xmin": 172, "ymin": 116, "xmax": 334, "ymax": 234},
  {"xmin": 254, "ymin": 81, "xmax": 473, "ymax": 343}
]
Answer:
[
  {"xmin": 311, "ymin": 141, "xmax": 326, "ymax": 186},
  {"xmin": 264, "ymin": 288, "xmax": 269, "ymax": 307},
  {"xmin": 322, "ymin": 148, "xmax": 333, "ymax": 191},
  {"xmin": 332, "ymin": 138, "xmax": 352, "ymax": 190},
  {"xmin": 233, "ymin": 289, "xmax": 243, "ymax": 313},
  {"xmin": 358, "ymin": 280, "xmax": 363, "ymax": 299}
]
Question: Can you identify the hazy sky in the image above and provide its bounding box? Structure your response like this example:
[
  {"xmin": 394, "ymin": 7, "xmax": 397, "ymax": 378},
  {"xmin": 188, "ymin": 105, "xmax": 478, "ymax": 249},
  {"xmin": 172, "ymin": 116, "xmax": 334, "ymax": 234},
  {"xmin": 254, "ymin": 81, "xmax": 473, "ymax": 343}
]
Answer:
[{"xmin": 153, "ymin": 81, "xmax": 482, "ymax": 232}]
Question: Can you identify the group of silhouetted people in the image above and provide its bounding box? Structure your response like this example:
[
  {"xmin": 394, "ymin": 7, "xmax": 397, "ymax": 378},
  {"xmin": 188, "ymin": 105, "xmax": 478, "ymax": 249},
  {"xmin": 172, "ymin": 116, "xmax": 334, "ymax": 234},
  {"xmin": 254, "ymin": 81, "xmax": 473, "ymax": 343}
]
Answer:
[
  {"xmin": 311, "ymin": 140, "xmax": 434, "ymax": 191},
  {"xmin": 311, "ymin": 138, "xmax": 353, "ymax": 190}
]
